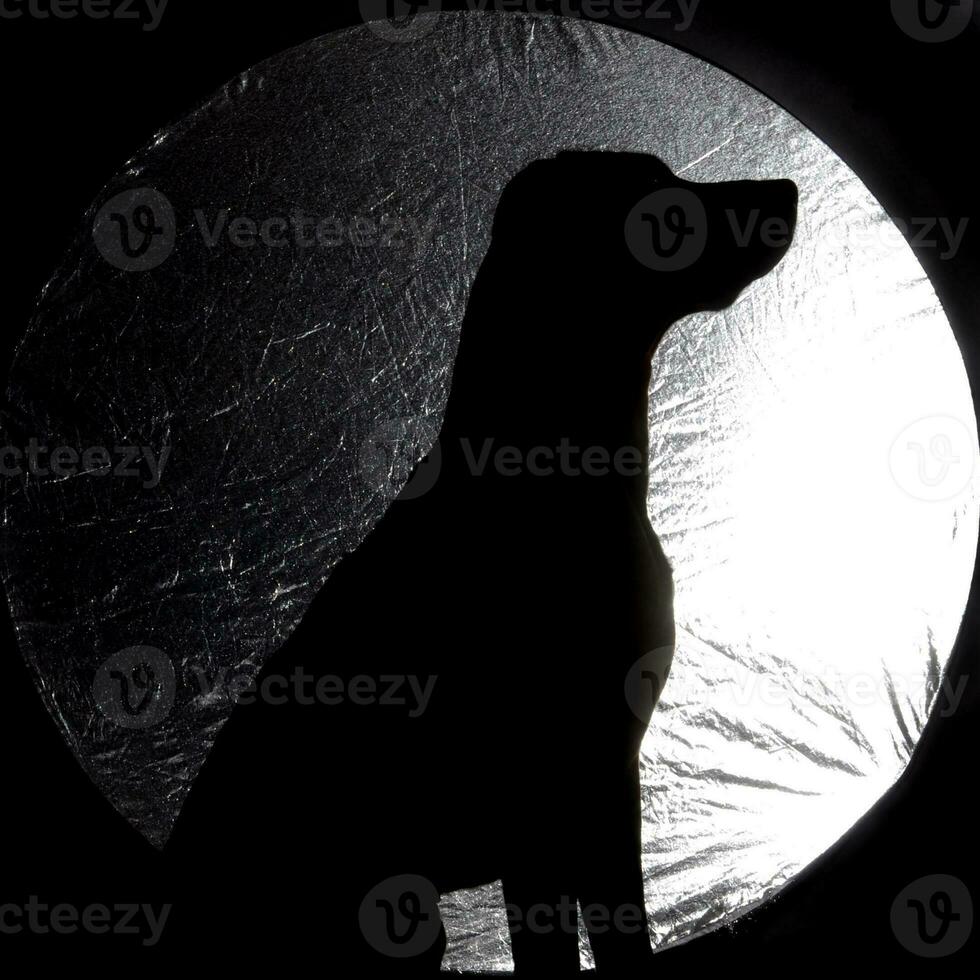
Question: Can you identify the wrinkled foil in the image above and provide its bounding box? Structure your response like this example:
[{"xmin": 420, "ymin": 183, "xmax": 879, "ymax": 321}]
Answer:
[{"xmin": 2, "ymin": 10, "xmax": 976, "ymax": 969}]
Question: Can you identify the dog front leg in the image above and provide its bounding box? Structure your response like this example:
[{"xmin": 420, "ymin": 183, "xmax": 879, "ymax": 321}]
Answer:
[
  {"xmin": 578, "ymin": 761, "xmax": 656, "ymax": 975},
  {"xmin": 503, "ymin": 867, "xmax": 580, "ymax": 976}
]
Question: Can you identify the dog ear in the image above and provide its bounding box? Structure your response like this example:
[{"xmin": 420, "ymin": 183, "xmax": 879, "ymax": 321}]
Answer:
[
  {"xmin": 490, "ymin": 154, "xmax": 631, "ymax": 253},
  {"xmin": 490, "ymin": 152, "xmax": 687, "ymax": 268},
  {"xmin": 490, "ymin": 159, "xmax": 559, "ymax": 245}
]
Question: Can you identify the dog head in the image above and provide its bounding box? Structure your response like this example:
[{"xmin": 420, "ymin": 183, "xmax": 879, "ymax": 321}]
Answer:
[{"xmin": 491, "ymin": 151, "xmax": 798, "ymax": 348}]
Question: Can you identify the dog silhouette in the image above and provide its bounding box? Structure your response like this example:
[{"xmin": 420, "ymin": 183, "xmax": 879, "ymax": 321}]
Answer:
[{"xmin": 168, "ymin": 151, "xmax": 797, "ymax": 974}]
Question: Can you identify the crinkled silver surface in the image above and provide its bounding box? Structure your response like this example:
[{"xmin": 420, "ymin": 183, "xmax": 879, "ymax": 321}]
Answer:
[{"xmin": 2, "ymin": 10, "xmax": 976, "ymax": 968}]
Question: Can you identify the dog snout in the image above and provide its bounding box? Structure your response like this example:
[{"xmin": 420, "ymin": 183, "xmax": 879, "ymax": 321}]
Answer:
[{"xmin": 769, "ymin": 179, "xmax": 799, "ymax": 230}]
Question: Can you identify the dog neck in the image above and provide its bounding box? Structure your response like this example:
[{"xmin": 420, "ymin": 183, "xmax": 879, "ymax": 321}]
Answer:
[{"xmin": 438, "ymin": 273, "xmax": 669, "ymax": 505}]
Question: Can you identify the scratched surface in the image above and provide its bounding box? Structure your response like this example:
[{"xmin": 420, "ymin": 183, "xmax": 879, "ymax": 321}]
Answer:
[{"xmin": 1, "ymin": 11, "xmax": 976, "ymax": 968}]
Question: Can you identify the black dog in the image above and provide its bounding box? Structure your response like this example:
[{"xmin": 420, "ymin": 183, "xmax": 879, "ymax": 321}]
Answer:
[{"xmin": 169, "ymin": 152, "xmax": 797, "ymax": 974}]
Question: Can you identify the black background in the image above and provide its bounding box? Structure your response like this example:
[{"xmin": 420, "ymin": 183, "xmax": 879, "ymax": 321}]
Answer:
[{"xmin": 0, "ymin": 0, "xmax": 976, "ymax": 970}]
